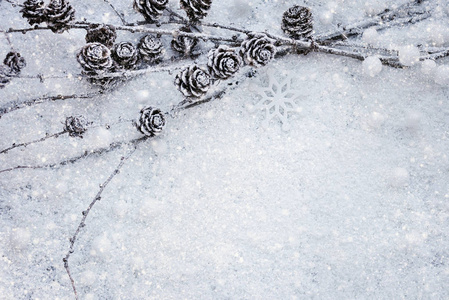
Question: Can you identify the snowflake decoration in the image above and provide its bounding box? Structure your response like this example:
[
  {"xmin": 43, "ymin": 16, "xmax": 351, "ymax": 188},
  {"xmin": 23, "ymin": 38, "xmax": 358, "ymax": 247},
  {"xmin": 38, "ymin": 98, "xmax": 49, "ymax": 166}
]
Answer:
[{"xmin": 252, "ymin": 70, "xmax": 301, "ymax": 131}]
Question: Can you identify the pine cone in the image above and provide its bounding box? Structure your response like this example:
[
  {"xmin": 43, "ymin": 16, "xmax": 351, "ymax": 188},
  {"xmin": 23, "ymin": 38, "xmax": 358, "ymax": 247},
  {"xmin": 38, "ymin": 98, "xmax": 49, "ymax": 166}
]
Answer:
[
  {"xmin": 239, "ymin": 33, "xmax": 276, "ymax": 67},
  {"xmin": 65, "ymin": 116, "xmax": 88, "ymax": 137},
  {"xmin": 133, "ymin": 0, "xmax": 168, "ymax": 23},
  {"xmin": 77, "ymin": 43, "xmax": 114, "ymax": 75},
  {"xmin": 180, "ymin": 0, "xmax": 212, "ymax": 21},
  {"xmin": 138, "ymin": 35, "xmax": 164, "ymax": 63},
  {"xmin": 20, "ymin": 0, "xmax": 45, "ymax": 25},
  {"xmin": 281, "ymin": 5, "xmax": 313, "ymax": 40},
  {"xmin": 207, "ymin": 46, "xmax": 242, "ymax": 80},
  {"xmin": 136, "ymin": 107, "xmax": 166, "ymax": 137},
  {"xmin": 174, "ymin": 65, "xmax": 210, "ymax": 98},
  {"xmin": 171, "ymin": 26, "xmax": 198, "ymax": 57},
  {"xmin": 85, "ymin": 24, "xmax": 117, "ymax": 48},
  {"xmin": 4, "ymin": 51, "xmax": 26, "ymax": 74},
  {"xmin": 45, "ymin": 0, "xmax": 75, "ymax": 33},
  {"xmin": 112, "ymin": 42, "xmax": 138, "ymax": 70}
]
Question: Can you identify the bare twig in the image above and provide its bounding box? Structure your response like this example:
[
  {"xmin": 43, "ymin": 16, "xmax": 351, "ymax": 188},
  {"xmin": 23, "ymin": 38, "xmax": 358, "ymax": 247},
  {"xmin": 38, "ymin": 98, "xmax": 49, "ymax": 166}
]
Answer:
[
  {"xmin": 0, "ymin": 137, "xmax": 145, "ymax": 174},
  {"xmin": 63, "ymin": 138, "xmax": 145, "ymax": 299},
  {"xmin": 0, "ymin": 130, "xmax": 67, "ymax": 154},
  {"xmin": 0, "ymin": 93, "xmax": 100, "ymax": 117},
  {"xmin": 316, "ymin": 0, "xmax": 432, "ymax": 44},
  {"xmin": 103, "ymin": 0, "xmax": 127, "ymax": 25}
]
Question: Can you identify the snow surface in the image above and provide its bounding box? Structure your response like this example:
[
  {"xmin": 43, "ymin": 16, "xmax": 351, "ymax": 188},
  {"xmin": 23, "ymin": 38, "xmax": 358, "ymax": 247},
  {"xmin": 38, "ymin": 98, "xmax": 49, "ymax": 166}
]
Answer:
[{"xmin": 1, "ymin": 0, "xmax": 449, "ymax": 299}]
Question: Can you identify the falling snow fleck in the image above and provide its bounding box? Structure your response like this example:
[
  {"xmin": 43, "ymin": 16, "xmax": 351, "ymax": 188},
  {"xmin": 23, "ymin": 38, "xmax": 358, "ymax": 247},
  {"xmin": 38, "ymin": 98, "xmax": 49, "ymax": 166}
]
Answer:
[{"xmin": 252, "ymin": 70, "xmax": 301, "ymax": 131}]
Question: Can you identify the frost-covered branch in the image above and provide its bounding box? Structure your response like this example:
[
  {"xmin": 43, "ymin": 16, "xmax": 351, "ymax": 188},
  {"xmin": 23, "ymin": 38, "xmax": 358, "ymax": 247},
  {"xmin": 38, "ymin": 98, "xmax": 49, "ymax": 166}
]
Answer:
[
  {"xmin": 0, "ymin": 130, "xmax": 67, "ymax": 154},
  {"xmin": 63, "ymin": 138, "xmax": 145, "ymax": 300},
  {"xmin": 0, "ymin": 93, "xmax": 100, "ymax": 117},
  {"xmin": 103, "ymin": 0, "xmax": 127, "ymax": 25}
]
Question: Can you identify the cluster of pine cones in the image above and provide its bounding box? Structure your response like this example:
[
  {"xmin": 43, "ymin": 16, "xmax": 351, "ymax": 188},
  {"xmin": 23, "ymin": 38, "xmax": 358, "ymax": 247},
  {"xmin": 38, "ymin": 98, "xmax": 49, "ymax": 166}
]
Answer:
[
  {"xmin": 134, "ymin": 0, "xmax": 212, "ymax": 23},
  {"xmin": 21, "ymin": 0, "xmax": 75, "ymax": 33}
]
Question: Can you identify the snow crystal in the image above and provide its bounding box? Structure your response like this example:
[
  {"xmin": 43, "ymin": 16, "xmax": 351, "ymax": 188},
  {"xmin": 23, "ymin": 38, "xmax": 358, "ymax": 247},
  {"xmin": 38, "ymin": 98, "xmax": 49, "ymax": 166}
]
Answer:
[
  {"xmin": 251, "ymin": 70, "xmax": 301, "ymax": 131},
  {"xmin": 362, "ymin": 56, "xmax": 382, "ymax": 77}
]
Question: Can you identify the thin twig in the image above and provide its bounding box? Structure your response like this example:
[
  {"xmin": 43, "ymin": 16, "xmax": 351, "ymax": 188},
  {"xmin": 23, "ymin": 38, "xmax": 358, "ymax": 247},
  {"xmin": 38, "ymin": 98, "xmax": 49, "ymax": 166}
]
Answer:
[
  {"xmin": 63, "ymin": 138, "xmax": 145, "ymax": 300},
  {"xmin": 0, "ymin": 130, "xmax": 67, "ymax": 154},
  {"xmin": 0, "ymin": 137, "xmax": 145, "ymax": 174},
  {"xmin": 0, "ymin": 93, "xmax": 100, "ymax": 117},
  {"xmin": 103, "ymin": 0, "xmax": 127, "ymax": 25}
]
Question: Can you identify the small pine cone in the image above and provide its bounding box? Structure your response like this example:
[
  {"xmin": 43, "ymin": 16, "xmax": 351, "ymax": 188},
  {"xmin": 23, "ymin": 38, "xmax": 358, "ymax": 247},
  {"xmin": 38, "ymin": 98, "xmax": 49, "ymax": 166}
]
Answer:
[
  {"xmin": 174, "ymin": 65, "xmax": 210, "ymax": 98},
  {"xmin": 77, "ymin": 43, "xmax": 114, "ymax": 75},
  {"xmin": 133, "ymin": 0, "xmax": 168, "ymax": 23},
  {"xmin": 281, "ymin": 5, "xmax": 313, "ymax": 40},
  {"xmin": 112, "ymin": 42, "xmax": 139, "ymax": 70},
  {"xmin": 20, "ymin": 0, "xmax": 46, "ymax": 25},
  {"xmin": 180, "ymin": 0, "xmax": 212, "ymax": 22},
  {"xmin": 138, "ymin": 35, "xmax": 164, "ymax": 63},
  {"xmin": 207, "ymin": 46, "xmax": 242, "ymax": 80},
  {"xmin": 171, "ymin": 27, "xmax": 198, "ymax": 56},
  {"xmin": 239, "ymin": 33, "xmax": 276, "ymax": 68},
  {"xmin": 136, "ymin": 107, "xmax": 166, "ymax": 137},
  {"xmin": 45, "ymin": 0, "xmax": 75, "ymax": 33},
  {"xmin": 85, "ymin": 24, "xmax": 117, "ymax": 48},
  {"xmin": 4, "ymin": 51, "xmax": 26, "ymax": 74},
  {"xmin": 65, "ymin": 115, "xmax": 88, "ymax": 137}
]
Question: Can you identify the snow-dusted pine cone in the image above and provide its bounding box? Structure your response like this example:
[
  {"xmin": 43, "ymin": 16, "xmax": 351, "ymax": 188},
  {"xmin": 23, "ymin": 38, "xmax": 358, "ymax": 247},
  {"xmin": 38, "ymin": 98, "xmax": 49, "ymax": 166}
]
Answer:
[
  {"xmin": 136, "ymin": 107, "xmax": 166, "ymax": 137},
  {"xmin": 171, "ymin": 27, "xmax": 198, "ymax": 57},
  {"xmin": 180, "ymin": 0, "xmax": 212, "ymax": 21},
  {"xmin": 85, "ymin": 24, "xmax": 117, "ymax": 48},
  {"xmin": 65, "ymin": 115, "xmax": 88, "ymax": 137},
  {"xmin": 133, "ymin": 0, "xmax": 168, "ymax": 23},
  {"xmin": 239, "ymin": 33, "xmax": 276, "ymax": 67},
  {"xmin": 174, "ymin": 65, "xmax": 210, "ymax": 98},
  {"xmin": 281, "ymin": 5, "xmax": 313, "ymax": 40},
  {"xmin": 45, "ymin": 0, "xmax": 75, "ymax": 33},
  {"xmin": 207, "ymin": 46, "xmax": 242, "ymax": 80},
  {"xmin": 138, "ymin": 35, "xmax": 164, "ymax": 63},
  {"xmin": 77, "ymin": 43, "xmax": 114, "ymax": 74},
  {"xmin": 20, "ymin": 0, "xmax": 45, "ymax": 25},
  {"xmin": 112, "ymin": 42, "xmax": 139, "ymax": 70},
  {"xmin": 4, "ymin": 51, "xmax": 26, "ymax": 74}
]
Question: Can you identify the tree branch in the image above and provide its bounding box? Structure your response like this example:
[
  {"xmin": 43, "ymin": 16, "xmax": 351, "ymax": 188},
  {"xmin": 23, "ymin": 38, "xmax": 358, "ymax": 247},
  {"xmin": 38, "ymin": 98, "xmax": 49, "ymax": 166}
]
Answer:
[
  {"xmin": 103, "ymin": 0, "xmax": 127, "ymax": 25},
  {"xmin": 0, "ymin": 130, "xmax": 67, "ymax": 154},
  {"xmin": 63, "ymin": 138, "xmax": 145, "ymax": 300},
  {"xmin": 0, "ymin": 93, "xmax": 100, "ymax": 118}
]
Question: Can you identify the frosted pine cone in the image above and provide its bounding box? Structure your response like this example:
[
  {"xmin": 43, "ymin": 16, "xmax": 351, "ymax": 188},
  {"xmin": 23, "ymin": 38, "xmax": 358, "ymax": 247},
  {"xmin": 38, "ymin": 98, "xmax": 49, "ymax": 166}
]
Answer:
[
  {"xmin": 45, "ymin": 0, "xmax": 75, "ymax": 33},
  {"xmin": 112, "ymin": 42, "xmax": 138, "ymax": 70},
  {"xmin": 171, "ymin": 27, "xmax": 198, "ymax": 57},
  {"xmin": 175, "ymin": 65, "xmax": 210, "ymax": 98},
  {"xmin": 77, "ymin": 43, "xmax": 114, "ymax": 75},
  {"xmin": 239, "ymin": 33, "xmax": 276, "ymax": 67},
  {"xmin": 133, "ymin": 0, "xmax": 168, "ymax": 23},
  {"xmin": 136, "ymin": 107, "xmax": 166, "ymax": 137},
  {"xmin": 20, "ymin": 0, "xmax": 45, "ymax": 25},
  {"xmin": 65, "ymin": 116, "xmax": 88, "ymax": 137},
  {"xmin": 138, "ymin": 35, "xmax": 164, "ymax": 63},
  {"xmin": 85, "ymin": 24, "xmax": 117, "ymax": 48},
  {"xmin": 281, "ymin": 5, "xmax": 313, "ymax": 40},
  {"xmin": 207, "ymin": 46, "xmax": 242, "ymax": 80},
  {"xmin": 3, "ymin": 51, "xmax": 26, "ymax": 74},
  {"xmin": 180, "ymin": 0, "xmax": 212, "ymax": 21}
]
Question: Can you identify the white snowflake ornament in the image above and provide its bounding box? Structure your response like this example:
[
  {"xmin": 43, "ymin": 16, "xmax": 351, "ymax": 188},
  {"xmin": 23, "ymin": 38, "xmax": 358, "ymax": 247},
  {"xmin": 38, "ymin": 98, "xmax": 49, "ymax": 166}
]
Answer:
[{"xmin": 251, "ymin": 70, "xmax": 301, "ymax": 131}]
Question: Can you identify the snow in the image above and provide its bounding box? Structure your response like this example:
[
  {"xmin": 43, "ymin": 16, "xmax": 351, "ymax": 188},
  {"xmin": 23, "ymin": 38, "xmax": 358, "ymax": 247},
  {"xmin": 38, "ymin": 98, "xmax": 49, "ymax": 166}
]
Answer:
[
  {"xmin": 362, "ymin": 56, "xmax": 383, "ymax": 77},
  {"xmin": 1, "ymin": 0, "xmax": 449, "ymax": 299},
  {"xmin": 398, "ymin": 45, "xmax": 420, "ymax": 67}
]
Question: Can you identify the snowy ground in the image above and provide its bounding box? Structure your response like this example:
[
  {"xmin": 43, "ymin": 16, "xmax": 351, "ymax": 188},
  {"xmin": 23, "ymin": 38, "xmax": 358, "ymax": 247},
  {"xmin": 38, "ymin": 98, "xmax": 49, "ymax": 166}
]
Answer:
[{"xmin": 1, "ymin": 0, "xmax": 449, "ymax": 299}]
